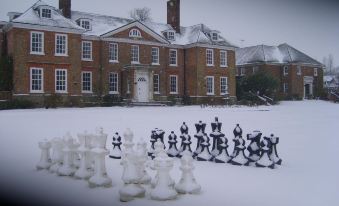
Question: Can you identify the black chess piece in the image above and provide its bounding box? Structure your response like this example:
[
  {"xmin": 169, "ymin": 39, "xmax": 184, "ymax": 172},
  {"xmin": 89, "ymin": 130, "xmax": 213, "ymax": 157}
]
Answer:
[
  {"xmin": 109, "ymin": 132, "xmax": 122, "ymax": 159},
  {"xmin": 255, "ymin": 138, "xmax": 275, "ymax": 169},
  {"xmin": 180, "ymin": 122, "xmax": 189, "ymax": 134},
  {"xmin": 148, "ymin": 130, "xmax": 157, "ymax": 157},
  {"xmin": 229, "ymin": 137, "xmax": 248, "ymax": 166},
  {"xmin": 155, "ymin": 128, "xmax": 166, "ymax": 149},
  {"xmin": 210, "ymin": 117, "xmax": 225, "ymax": 159},
  {"xmin": 265, "ymin": 134, "xmax": 282, "ymax": 165},
  {"xmin": 193, "ymin": 121, "xmax": 206, "ymax": 158},
  {"xmin": 245, "ymin": 131, "xmax": 262, "ymax": 166},
  {"xmin": 214, "ymin": 136, "xmax": 231, "ymax": 163},
  {"xmin": 178, "ymin": 123, "xmax": 192, "ymax": 157},
  {"xmin": 231, "ymin": 124, "xmax": 243, "ymax": 157},
  {"xmin": 196, "ymin": 133, "xmax": 212, "ymax": 161},
  {"xmin": 167, "ymin": 131, "xmax": 180, "ymax": 157}
]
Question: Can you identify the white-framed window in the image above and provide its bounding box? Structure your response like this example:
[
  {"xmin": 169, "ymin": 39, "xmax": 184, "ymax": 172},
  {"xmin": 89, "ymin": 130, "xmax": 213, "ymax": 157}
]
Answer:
[
  {"xmin": 109, "ymin": 43, "xmax": 118, "ymax": 62},
  {"xmin": 206, "ymin": 49, "xmax": 214, "ymax": 66},
  {"xmin": 283, "ymin": 66, "xmax": 289, "ymax": 76},
  {"xmin": 30, "ymin": 67, "xmax": 44, "ymax": 93},
  {"xmin": 109, "ymin": 72, "xmax": 119, "ymax": 94},
  {"xmin": 314, "ymin": 68, "xmax": 318, "ymax": 77},
  {"xmin": 283, "ymin": 83, "xmax": 288, "ymax": 93},
  {"xmin": 40, "ymin": 8, "xmax": 51, "ymax": 19},
  {"xmin": 220, "ymin": 50, "xmax": 227, "ymax": 67},
  {"xmin": 79, "ymin": 19, "xmax": 91, "ymax": 30},
  {"xmin": 131, "ymin": 45, "xmax": 139, "ymax": 63},
  {"xmin": 167, "ymin": 31, "xmax": 175, "ymax": 41},
  {"xmin": 82, "ymin": 71, "xmax": 92, "ymax": 93},
  {"xmin": 170, "ymin": 75, "xmax": 178, "ymax": 94},
  {"xmin": 55, "ymin": 34, "xmax": 68, "ymax": 56},
  {"xmin": 129, "ymin": 29, "xmax": 141, "ymax": 38},
  {"xmin": 253, "ymin": 66, "xmax": 259, "ymax": 74},
  {"xmin": 220, "ymin": 77, "xmax": 228, "ymax": 95},
  {"xmin": 126, "ymin": 78, "xmax": 131, "ymax": 94},
  {"xmin": 152, "ymin": 47, "xmax": 159, "ymax": 64},
  {"xmin": 30, "ymin": 31, "xmax": 44, "ymax": 55},
  {"xmin": 206, "ymin": 76, "xmax": 214, "ymax": 95},
  {"xmin": 211, "ymin": 32, "xmax": 218, "ymax": 41},
  {"xmin": 153, "ymin": 74, "xmax": 160, "ymax": 93},
  {"xmin": 55, "ymin": 69, "xmax": 67, "ymax": 93},
  {"xmin": 82, "ymin": 41, "xmax": 92, "ymax": 61},
  {"xmin": 241, "ymin": 67, "xmax": 245, "ymax": 76},
  {"xmin": 297, "ymin": 66, "xmax": 302, "ymax": 76},
  {"xmin": 169, "ymin": 49, "xmax": 177, "ymax": 66}
]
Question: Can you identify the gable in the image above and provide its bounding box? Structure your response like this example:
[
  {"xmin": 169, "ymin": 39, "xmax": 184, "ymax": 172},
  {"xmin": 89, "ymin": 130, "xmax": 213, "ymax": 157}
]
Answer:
[{"xmin": 101, "ymin": 21, "xmax": 169, "ymax": 44}]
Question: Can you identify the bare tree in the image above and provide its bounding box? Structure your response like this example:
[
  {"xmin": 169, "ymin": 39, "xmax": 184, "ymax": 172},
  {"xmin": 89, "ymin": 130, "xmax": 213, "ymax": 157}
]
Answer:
[
  {"xmin": 323, "ymin": 54, "xmax": 334, "ymax": 75},
  {"xmin": 129, "ymin": 7, "xmax": 152, "ymax": 22}
]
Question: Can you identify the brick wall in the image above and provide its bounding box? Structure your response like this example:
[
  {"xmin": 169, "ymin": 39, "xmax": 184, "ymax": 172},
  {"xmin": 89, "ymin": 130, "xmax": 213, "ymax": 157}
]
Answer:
[{"xmin": 0, "ymin": 30, "xmax": 3, "ymax": 57}]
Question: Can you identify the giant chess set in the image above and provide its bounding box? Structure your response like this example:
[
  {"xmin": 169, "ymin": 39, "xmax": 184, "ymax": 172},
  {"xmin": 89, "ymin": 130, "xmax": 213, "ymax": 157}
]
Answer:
[{"xmin": 36, "ymin": 117, "xmax": 282, "ymax": 202}]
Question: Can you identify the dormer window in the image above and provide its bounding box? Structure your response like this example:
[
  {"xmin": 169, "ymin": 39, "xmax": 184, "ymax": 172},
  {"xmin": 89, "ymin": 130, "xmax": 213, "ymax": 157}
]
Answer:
[
  {"xmin": 129, "ymin": 29, "xmax": 141, "ymax": 38},
  {"xmin": 78, "ymin": 19, "xmax": 91, "ymax": 30},
  {"xmin": 211, "ymin": 32, "xmax": 218, "ymax": 41},
  {"xmin": 40, "ymin": 7, "xmax": 51, "ymax": 19},
  {"xmin": 167, "ymin": 31, "xmax": 175, "ymax": 41}
]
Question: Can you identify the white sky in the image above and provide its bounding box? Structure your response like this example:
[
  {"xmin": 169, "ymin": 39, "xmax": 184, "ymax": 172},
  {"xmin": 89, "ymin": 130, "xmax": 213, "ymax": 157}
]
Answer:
[{"xmin": 1, "ymin": 0, "xmax": 338, "ymax": 66}]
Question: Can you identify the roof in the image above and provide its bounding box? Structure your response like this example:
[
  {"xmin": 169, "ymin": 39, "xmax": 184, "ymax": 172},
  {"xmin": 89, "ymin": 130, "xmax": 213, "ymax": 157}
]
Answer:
[{"xmin": 236, "ymin": 43, "xmax": 323, "ymax": 67}]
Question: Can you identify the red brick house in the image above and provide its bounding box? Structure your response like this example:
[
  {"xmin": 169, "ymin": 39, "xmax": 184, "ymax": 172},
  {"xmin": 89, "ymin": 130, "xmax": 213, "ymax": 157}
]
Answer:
[
  {"xmin": 236, "ymin": 44, "xmax": 324, "ymax": 99},
  {"xmin": 1, "ymin": 0, "xmax": 237, "ymax": 105}
]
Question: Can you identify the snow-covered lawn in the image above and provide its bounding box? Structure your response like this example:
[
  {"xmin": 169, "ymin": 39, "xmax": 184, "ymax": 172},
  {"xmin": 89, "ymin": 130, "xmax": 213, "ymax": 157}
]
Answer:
[{"xmin": 0, "ymin": 101, "xmax": 338, "ymax": 206}]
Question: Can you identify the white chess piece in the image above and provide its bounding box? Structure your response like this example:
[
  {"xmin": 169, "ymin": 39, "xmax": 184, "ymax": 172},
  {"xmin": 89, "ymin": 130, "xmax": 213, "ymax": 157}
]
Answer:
[
  {"xmin": 119, "ymin": 129, "xmax": 145, "ymax": 202},
  {"xmin": 57, "ymin": 133, "xmax": 78, "ymax": 176},
  {"xmin": 74, "ymin": 131, "xmax": 93, "ymax": 179},
  {"xmin": 150, "ymin": 151, "xmax": 177, "ymax": 201},
  {"xmin": 88, "ymin": 127, "xmax": 112, "ymax": 187},
  {"xmin": 49, "ymin": 138, "xmax": 64, "ymax": 173},
  {"xmin": 36, "ymin": 139, "xmax": 52, "ymax": 170},
  {"xmin": 136, "ymin": 139, "xmax": 151, "ymax": 184},
  {"xmin": 175, "ymin": 151, "xmax": 201, "ymax": 194}
]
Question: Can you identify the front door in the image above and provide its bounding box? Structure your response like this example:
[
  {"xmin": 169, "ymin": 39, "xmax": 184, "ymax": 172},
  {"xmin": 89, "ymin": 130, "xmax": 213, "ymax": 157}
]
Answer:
[
  {"xmin": 136, "ymin": 75, "xmax": 149, "ymax": 102},
  {"xmin": 304, "ymin": 84, "xmax": 310, "ymax": 98}
]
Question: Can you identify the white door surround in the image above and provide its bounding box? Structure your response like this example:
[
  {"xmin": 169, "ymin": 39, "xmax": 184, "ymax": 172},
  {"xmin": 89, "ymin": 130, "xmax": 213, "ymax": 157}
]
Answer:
[
  {"xmin": 135, "ymin": 71, "xmax": 152, "ymax": 102},
  {"xmin": 304, "ymin": 76, "xmax": 314, "ymax": 98}
]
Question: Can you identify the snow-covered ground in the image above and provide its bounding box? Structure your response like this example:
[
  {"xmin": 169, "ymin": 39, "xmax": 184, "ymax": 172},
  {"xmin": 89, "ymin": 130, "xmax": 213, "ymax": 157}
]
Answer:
[{"xmin": 0, "ymin": 101, "xmax": 338, "ymax": 206}]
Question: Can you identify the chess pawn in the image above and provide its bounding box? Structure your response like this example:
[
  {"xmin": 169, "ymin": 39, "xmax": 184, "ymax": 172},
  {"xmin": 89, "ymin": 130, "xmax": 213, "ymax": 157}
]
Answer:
[
  {"xmin": 148, "ymin": 130, "xmax": 157, "ymax": 157},
  {"xmin": 109, "ymin": 132, "xmax": 122, "ymax": 159},
  {"xmin": 210, "ymin": 117, "xmax": 225, "ymax": 157},
  {"xmin": 179, "ymin": 133, "xmax": 193, "ymax": 157},
  {"xmin": 150, "ymin": 152, "xmax": 178, "ymax": 201},
  {"xmin": 58, "ymin": 133, "xmax": 78, "ymax": 176},
  {"xmin": 256, "ymin": 138, "xmax": 275, "ymax": 169},
  {"xmin": 36, "ymin": 139, "xmax": 52, "ymax": 170},
  {"xmin": 88, "ymin": 128, "xmax": 112, "ymax": 187},
  {"xmin": 193, "ymin": 121, "xmax": 206, "ymax": 158},
  {"xmin": 245, "ymin": 131, "xmax": 262, "ymax": 166},
  {"xmin": 266, "ymin": 134, "xmax": 282, "ymax": 165},
  {"xmin": 196, "ymin": 133, "xmax": 212, "ymax": 161},
  {"xmin": 233, "ymin": 124, "xmax": 243, "ymax": 137},
  {"xmin": 167, "ymin": 131, "xmax": 180, "ymax": 157},
  {"xmin": 49, "ymin": 138, "xmax": 64, "ymax": 173},
  {"xmin": 74, "ymin": 132, "xmax": 93, "ymax": 179},
  {"xmin": 229, "ymin": 137, "xmax": 248, "ymax": 166},
  {"xmin": 214, "ymin": 136, "xmax": 231, "ymax": 163},
  {"xmin": 136, "ymin": 139, "xmax": 151, "ymax": 184},
  {"xmin": 175, "ymin": 151, "xmax": 201, "ymax": 194}
]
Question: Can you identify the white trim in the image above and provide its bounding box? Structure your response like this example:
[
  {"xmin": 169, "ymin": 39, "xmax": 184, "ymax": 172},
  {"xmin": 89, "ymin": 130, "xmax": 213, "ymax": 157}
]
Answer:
[
  {"xmin": 314, "ymin": 68, "xmax": 318, "ymax": 77},
  {"xmin": 55, "ymin": 34, "xmax": 68, "ymax": 56},
  {"xmin": 169, "ymin": 75, "xmax": 178, "ymax": 94},
  {"xmin": 55, "ymin": 69, "xmax": 68, "ymax": 93},
  {"xmin": 220, "ymin": 50, "xmax": 228, "ymax": 67},
  {"xmin": 30, "ymin": 31, "xmax": 45, "ymax": 55},
  {"xmin": 129, "ymin": 28, "xmax": 142, "ymax": 38},
  {"xmin": 283, "ymin": 66, "xmax": 289, "ymax": 76},
  {"xmin": 297, "ymin": 65, "xmax": 302, "ymax": 76},
  {"xmin": 109, "ymin": 43, "xmax": 119, "ymax": 63},
  {"xmin": 169, "ymin": 49, "xmax": 178, "ymax": 67},
  {"xmin": 206, "ymin": 76, "xmax": 215, "ymax": 95},
  {"xmin": 30, "ymin": 67, "xmax": 44, "ymax": 93},
  {"xmin": 109, "ymin": 72, "xmax": 119, "ymax": 94},
  {"xmin": 102, "ymin": 37, "xmax": 168, "ymax": 46},
  {"xmin": 153, "ymin": 74, "xmax": 160, "ymax": 93},
  {"xmin": 131, "ymin": 45, "xmax": 140, "ymax": 63},
  {"xmin": 184, "ymin": 43, "xmax": 235, "ymax": 51},
  {"xmin": 79, "ymin": 19, "xmax": 92, "ymax": 31},
  {"xmin": 11, "ymin": 22, "xmax": 84, "ymax": 34},
  {"xmin": 206, "ymin": 49, "xmax": 214, "ymax": 67},
  {"xmin": 151, "ymin": 47, "xmax": 160, "ymax": 64},
  {"xmin": 82, "ymin": 41, "xmax": 93, "ymax": 61},
  {"xmin": 283, "ymin": 83, "xmax": 288, "ymax": 93},
  {"xmin": 220, "ymin": 76, "xmax": 228, "ymax": 95},
  {"xmin": 81, "ymin": 71, "xmax": 93, "ymax": 93}
]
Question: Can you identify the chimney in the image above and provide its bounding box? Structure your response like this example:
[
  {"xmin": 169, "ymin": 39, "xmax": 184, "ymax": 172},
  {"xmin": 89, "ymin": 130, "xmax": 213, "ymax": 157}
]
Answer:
[
  {"xmin": 167, "ymin": 0, "xmax": 180, "ymax": 33},
  {"xmin": 59, "ymin": 0, "xmax": 71, "ymax": 19}
]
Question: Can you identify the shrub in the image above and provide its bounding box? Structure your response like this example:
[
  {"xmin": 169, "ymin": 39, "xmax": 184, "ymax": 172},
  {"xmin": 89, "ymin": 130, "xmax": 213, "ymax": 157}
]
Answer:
[
  {"xmin": 101, "ymin": 95, "xmax": 122, "ymax": 107},
  {"xmin": 0, "ymin": 99, "xmax": 35, "ymax": 110},
  {"xmin": 44, "ymin": 94, "xmax": 62, "ymax": 109},
  {"xmin": 0, "ymin": 56, "xmax": 13, "ymax": 91}
]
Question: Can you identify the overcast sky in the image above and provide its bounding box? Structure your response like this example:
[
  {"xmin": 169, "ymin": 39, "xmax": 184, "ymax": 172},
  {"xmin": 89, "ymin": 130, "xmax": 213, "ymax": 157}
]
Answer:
[{"xmin": 1, "ymin": 0, "xmax": 338, "ymax": 66}]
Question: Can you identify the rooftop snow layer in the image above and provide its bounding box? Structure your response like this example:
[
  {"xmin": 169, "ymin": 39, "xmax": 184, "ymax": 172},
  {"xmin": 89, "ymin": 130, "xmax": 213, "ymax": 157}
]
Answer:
[{"xmin": 236, "ymin": 44, "xmax": 322, "ymax": 66}]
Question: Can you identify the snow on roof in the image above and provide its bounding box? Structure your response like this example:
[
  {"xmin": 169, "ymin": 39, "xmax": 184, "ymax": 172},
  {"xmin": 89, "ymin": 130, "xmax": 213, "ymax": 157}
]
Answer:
[
  {"xmin": 12, "ymin": 1, "xmax": 84, "ymax": 31},
  {"xmin": 236, "ymin": 43, "xmax": 323, "ymax": 66}
]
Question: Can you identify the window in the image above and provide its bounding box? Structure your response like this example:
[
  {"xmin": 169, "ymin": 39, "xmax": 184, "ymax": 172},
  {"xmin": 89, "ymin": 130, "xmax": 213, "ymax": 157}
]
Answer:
[
  {"xmin": 82, "ymin": 41, "xmax": 92, "ymax": 61},
  {"xmin": 129, "ymin": 29, "xmax": 141, "ymax": 38},
  {"xmin": 131, "ymin": 45, "xmax": 139, "ymax": 63},
  {"xmin": 82, "ymin": 72, "xmax": 92, "ymax": 93},
  {"xmin": 297, "ymin": 66, "xmax": 302, "ymax": 75},
  {"xmin": 41, "ymin": 8, "xmax": 51, "ymax": 19},
  {"xmin": 253, "ymin": 66, "xmax": 259, "ymax": 74},
  {"xmin": 167, "ymin": 31, "xmax": 175, "ymax": 41},
  {"xmin": 55, "ymin": 34, "xmax": 68, "ymax": 56},
  {"xmin": 109, "ymin": 43, "xmax": 118, "ymax": 62},
  {"xmin": 283, "ymin": 66, "xmax": 289, "ymax": 76},
  {"xmin": 241, "ymin": 67, "xmax": 245, "ymax": 76},
  {"xmin": 283, "ymin": 83, "xmax": 288, "ymax": 93},
  {"xmin": 170, "ymin": 75, "xmax": 178, "ymax": 94},
  {"xmin": 206, "ymin": 49, "xmax": 214, "ymax": 66},
  {"xmin": 220, "ymin": 77, "xmax": 228, "ymax": 95},
  {"xmin": 152, "ymin": 47, "xmax": 159, "ymax": 64},
  {"xmin": 169, "ymin": 49, "xmax": 177, "ymax": 66},
  {"xmin": 55, "ymin": 69, "xmax": 67, "ymax": 93},
  {"xmin": 211, "ymin": 32, "xmax": 218, "ymax": 41},
  {"xmin": 109, "ymin": 73, "xmax": 119, "ymax": 94},
  {"xmin": 220, "ymin": 50, "xmax": 227, "ymax": 67},
  {"xmin": 314, "ymin": 68, "xmax": 318, "ymax": 76},
  {"xmin": 30, "ymin": 68, "xmax": 43, "ymax": 93},
  {"xmin": 80, "ymin": 19, "xmax": 91, "ymax": 30},
  {"xmin": 153, "ymin": 74, "xmax": 160, "ymax": 93},
  {"xmin": 30, "ymin": 32, "xmax": 44, "ymax": 55},
  {"xmin": 126, "ymin": 78, "xmax": 131, "ymax": 94},
  {"xmin": 206, "ymin": 76, "xmax": 214, "ymax": 95}
]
